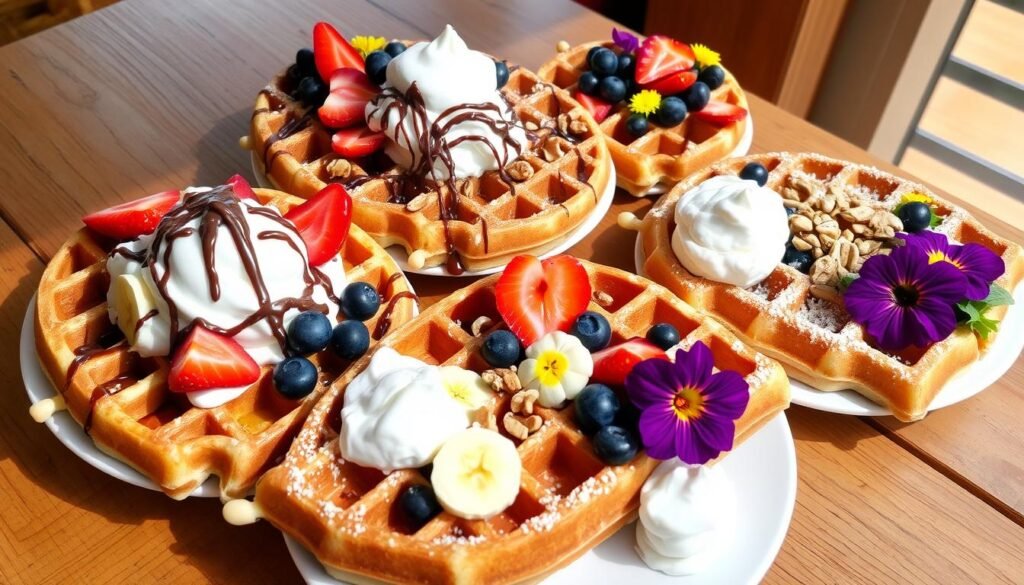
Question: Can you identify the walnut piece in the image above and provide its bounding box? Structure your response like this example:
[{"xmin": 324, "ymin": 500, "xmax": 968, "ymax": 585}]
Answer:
[
  {"xmin": 503, "ymin": 412, "xmax": 543, "ymax": 440},
  {"xmin": 541, "ymin": 135, "xmax": 572, "ymax": 162},
  {"xmin": 592, "ymin": 290, "xmax": 613, "ymax": 308},
  {"xmin": 481, "ymin": 367, "xmax": 521, "ymax": 393},
  {"xmin": 506, "ymin": 160, "xmax": 534, "ymax": 182},
  {"xmin": 326, "ymin": 158, "xmax": 352, "ymax": 179},
  {"xmin": 404, "ymin": 194, "xmax": 431, "ymax": 213},
  {"xmin": 510, "ymin": 389, "xmax": 539, "ymax": 415},
  {"xmin": 470, "ymin": 316, "xmax": 493, "ymax": 336}
]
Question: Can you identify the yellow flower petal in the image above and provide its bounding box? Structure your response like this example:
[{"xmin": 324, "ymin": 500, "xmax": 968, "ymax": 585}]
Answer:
[
  {"xmin": 534, "ymin": 349, "xmax": 568, "ymax": 387},
  {"xmin": 691, "ymin": 43, "xmax": 721, "ymax": 68},
  {"xmin": 629, "ymin": 89, "xmax": 662, "ymax": 116},
  {"xmin": 350, "ymin": 35, "xmax": 387, "ymax": 58}
]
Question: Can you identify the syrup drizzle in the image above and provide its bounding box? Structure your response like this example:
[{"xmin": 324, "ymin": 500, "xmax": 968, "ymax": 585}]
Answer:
[{"xmin": 373, "ymin": 273, "xmax": 419, "ymax": 340}]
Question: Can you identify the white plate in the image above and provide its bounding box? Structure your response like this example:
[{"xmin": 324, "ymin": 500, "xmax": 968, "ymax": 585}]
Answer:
[
  {"xmin": 639, "ymin": 113, "xmax": 754, "ymax": 197},
  {"xmin": 21, "ymin": 276, "xmax": 418, "ymax": 497},
  {"xmin": 284, "ymin": 412, "xmax": 796, "ymax": 585},
  {"xmin": 251, "ymin": 151, "xmax": 617, "ymax": 277},
  {"xmin": 634, "ymin": 235, "xmax": 1024, "ymax": 418}
]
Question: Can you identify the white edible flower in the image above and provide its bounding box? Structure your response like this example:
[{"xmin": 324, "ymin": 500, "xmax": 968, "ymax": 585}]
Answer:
[{"xmin": 517, "ymin": 331, "xmax": 593, "ymax": 408}]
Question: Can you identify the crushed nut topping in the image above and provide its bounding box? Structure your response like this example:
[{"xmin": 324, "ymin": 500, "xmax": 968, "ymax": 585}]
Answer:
[
  {"xmin": 510, "ymin": 388, "xmax": 539, "ymax": 415},
  {"xmin": 592, "ymin": 290, "xmax": 613, "ymax": 308},
  {"xmin": 541, "ymin": 135, "xmax": 572, "ymax": 162},
  {"xmin": 506, "ymin": 160, "xmax": 534, "ymax": 182},
  {"xmin": 404, "ymin": 193, "xmax": 431, "ymax": 213},
  {"xmin": 503, "ymin": 412, "xmax": 543, "ymax": 441},
  {"xmin": 326, "ymin": 158, "xmax": 352, "ymax": 179},
  {"xmin": 481, "ymin": 368, "xmax": 521, "ymax": 393},
  {"xmin": 470, "ymin": 316, "xmax": 493, "ymax": 336},
  {"xmin": 524, "ymin": 120, "xmax": 540, "ymax": 132}
]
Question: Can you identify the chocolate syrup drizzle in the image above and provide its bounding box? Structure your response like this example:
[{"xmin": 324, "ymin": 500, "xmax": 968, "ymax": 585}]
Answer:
[{"xmin": 373, "ymin": 273, "xmax": 418, "ymax": 340}]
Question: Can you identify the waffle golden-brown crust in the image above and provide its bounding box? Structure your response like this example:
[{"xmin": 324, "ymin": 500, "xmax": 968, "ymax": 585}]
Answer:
[
  {"xmin": 253, "ymin": 260, "xmax": 790, "ymax": 584},
  {"xmin": 537, "ymin": 41, "xmax": 749, "ymax": 196},
  {"xmin": 249, "ymin": 63, "xmax": 613, "ymax": 272},
  {"xmin": 34, "ymin": 187, "xmax": 417, "ymax": 499},
  {"xmin": 640, "ymin": 152, "xmax": 1024, "ymax": 421}
]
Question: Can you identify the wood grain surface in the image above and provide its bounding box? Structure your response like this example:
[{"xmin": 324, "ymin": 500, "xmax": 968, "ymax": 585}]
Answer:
[{"xmin": 0, "ymin": 0, "xmax": 1022, "ymax": 583}]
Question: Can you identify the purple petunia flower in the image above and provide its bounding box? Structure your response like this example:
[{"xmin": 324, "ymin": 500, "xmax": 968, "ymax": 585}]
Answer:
[
  {"xmin": 625, "ymin": 342, "xmax": 749, "ymax": 465},
  {"xmin": 899, "ymin": 231, "xmax": 1005, "ymax": 301},
  {"xmin": 845, "ymin": 243, "xmax": 967, "ymax": 351},
  {"xmin": 612, "ymin": 28, "xmax": 640, "ymax": 54}
]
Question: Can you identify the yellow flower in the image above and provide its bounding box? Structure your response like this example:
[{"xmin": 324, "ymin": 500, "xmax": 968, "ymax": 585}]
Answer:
[
  {"xmin": 692, "ymin": 43, "xmax": 721, "ymax": 67},
  {"xmin": 629, "ymin": 89, "xmax": 662, "ymax": 116},
  {"xmin": 350, "ymin": 35, "xmax": 387, "ymax": 58},
  {"xmin": 900, "ymin": 192, "xmax": 933, "ymax": 206}
]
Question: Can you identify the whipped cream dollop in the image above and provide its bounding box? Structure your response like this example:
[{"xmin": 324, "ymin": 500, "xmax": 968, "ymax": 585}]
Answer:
[
  {"xmin": 636, "ymin": 460, "xmax": 736, "ymax": 576},
  {"xmin": 671, "ymin": 175, "xmax": 789, "ymax": 288},
  {"xmin": 338, "ymin": 348, "xmax": 469, "ymax": 472},
  {"xmin": 106, "ymin": 187, "xmax": 345, "ymax": 407},
  {"xmin": 365, "ymin": 25, "xmax": 528, "ymax": 181}
]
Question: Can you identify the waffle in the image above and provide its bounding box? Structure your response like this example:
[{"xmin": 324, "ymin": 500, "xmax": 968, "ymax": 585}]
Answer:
[
  {"xmin": 248, "ymin": 63, "xmax": 613, "ymax": 273},
  {"xmin": 248, "ymin": 259, "xmax": 789, "ymax": 584},
  {"xmin": 33, "ymin": 187, "xmax": 417, "ymax": 499},
  {"xmin": 537, "ymin": 41, "xmax": 749, "ymax": 196},
  {"xmin": 639, "ymin": 152, "xmax": 1024, "ymax": 422}
]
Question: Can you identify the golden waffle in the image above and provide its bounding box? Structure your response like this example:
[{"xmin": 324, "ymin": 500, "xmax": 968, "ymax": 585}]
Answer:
[
  {"xmin": 33, "ymin": 187, "xmax": 417, "ymax": 499},
  {"xmin": 537, "ymin": 41, "xmax": 749, "ymax": 196},
  {"xmin": 639, "ymin": 152, "xmax": 1024, "ymax": 422},
  {"xmin": 248, "ymin": 64, "xmax": 613, "ymax": 273},
  {"xmin": 249, "ymin": 260, "xmax": 789, "ymax": 584}
]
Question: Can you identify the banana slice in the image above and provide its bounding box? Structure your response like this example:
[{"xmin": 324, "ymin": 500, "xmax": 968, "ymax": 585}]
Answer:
[
  {"xmin": 431, "ymin": 427, "xmax": 521, "ymax": 520},
  {"xmin": 111, "ymin": 273, "xmax": 159, "ymax": 344},
  {"xmin": 439, "ymin": 366, "xmax": 494, "ymax": 418}
]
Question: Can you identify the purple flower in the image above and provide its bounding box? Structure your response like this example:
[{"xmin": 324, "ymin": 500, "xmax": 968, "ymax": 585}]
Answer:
[
  {"xmin": 625, "ymin": 342, "xmax": 749, "ymax": 465},
  {"xmin": 900, "ymin": 231, "xmax": 1005, "ymax": 301},
  {"xmin": 845, "ymin": 243, "xmax": 967, "ymax": 351},
  {"xmin": 612, "ymin": 28, "xmax": 640, "ymax": 54}
]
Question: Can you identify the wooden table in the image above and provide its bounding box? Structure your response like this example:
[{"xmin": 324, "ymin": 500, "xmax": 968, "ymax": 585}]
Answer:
[{"xmin": 0, "ymin": 0, "xmax": 1021, "ymax": 583}]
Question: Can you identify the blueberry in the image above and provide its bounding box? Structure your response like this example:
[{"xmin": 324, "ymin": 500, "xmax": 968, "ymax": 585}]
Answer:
[
  {"xmin": 654, "ymin": 96, "xmax": 687, "ymax": 126},
  {"xmin": 384, "ymin": 41, "xmax": 407, "ymax": 58},
  {"xmin": 739, "ymin": 162, "xmax": 769, "ymax": 186},
  {"xmin": 588, "ymin": 48, "xmax": 618, "ymax": 77},
  {"xmin": 331, "ymin": 320, "xmax": 370, "ymax": 360},
  {"xmin": 625, "ymin": 113, "xmax": 649, "ymax": 137},
  {"xmin": 698, "ymin": 65, "xmax": 725, "ymax": 90},
  {"xmin": 682, "ymin": 81, "xmax": 710, "ymax": 112},
  {"xmin": 295, "ymin": 48, "xmax": 317, "ymax": 77},
  {"xmin": 495, "ymin": 60, "xmax": 510, "ymax": 89},
  {"xmin": 341, "ymin": 282, "xmax": 381, "ymax": 321},
  {"xmin": 287, "ymin": 311, "xmax": 333, "ymax": 355},
  {"xmin": 782, "ymin": 244, "xmax": 813, "ymax": 273},
  {"xmin": 296, "ymin": 76, "xmax": 328, "ymax": 106},
  {"xmin": 598, "ymin": 75, "xmax": 627, "ymax": 103},
  {"xmin": 273, "ymin": 356, "xmax": 318, "ymax": 399},
  {"xmin": 365, "ymin": 50, "xmax": 391, "ymax": 86},
  {"xmin": 586, "ymin": 45, "xmax": 604, "ymax": 64},
  {"xmin": 593, "ymin": 425, "xmax": 639, "ymax": 465},
  {"xmin": 399, "ymin": 484, "xmax": 442, "ymax": 528},
  {"xmin": 615, "ymin": 401, "xmax": 641, "ymax": 434},
  {"xmin": 616, "ymin": 53, "xmax": 635, "ymax": 77},
  {"xmin": 647, "ymin": 323, "xmax": 680, "ymax": 350},
  {"xmin": 786, "ymin": 207, "xmax": 795, "ymax": 216},
  {"xmin": 569, "ymin": 311, "xmax": 611, "ymax": 352},
  {"xmin": 481, "ymin": 330, "xmax": 521, "ymax": 368},
  {"xmin": 286, "ymin": 63, "xmax": 303, "ymax": 82},
  {"xmin": 898, "ymin": 202, "xmax": 932, "ymax": 233},
  {"xmin": 575, "ymin": 384, "xmax": 620, "ymax": 435},
  {"xmin": 577, "ymin": 71, "xmax": 600, "ymax": 96}
]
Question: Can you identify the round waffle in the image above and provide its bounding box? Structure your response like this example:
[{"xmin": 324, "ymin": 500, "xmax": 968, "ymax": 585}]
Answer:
[
  {"xmin": 537, "ymin": 41, "xmax": 749, "ymax": 196},
  {"xmin": 239, "ymin": 259, "xmax": 790, "ymax": 584},
  {"xmin": 248, "ymin": 63, "xmax": 613, "ymax": 274},
  {"xmin": 638, "ymin": 152, "xmax": 1024, "ymax": 422},
  {"xmin": 33, "ymin": 187, "xmax": 417, "ymax": 499}
]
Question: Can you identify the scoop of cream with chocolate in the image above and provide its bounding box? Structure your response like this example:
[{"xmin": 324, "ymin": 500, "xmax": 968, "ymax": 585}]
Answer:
[
  {"xmin": 106, "ymin": 186, "xmax": 345, "ymax": 406},
  {"xmin": 365, "ymin": 25, "xmax": 528, "ymax": 181}
]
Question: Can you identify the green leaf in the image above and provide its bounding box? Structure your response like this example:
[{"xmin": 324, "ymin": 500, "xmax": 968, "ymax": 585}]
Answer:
[
  {"xmin": 929, "ymin": 212, "xmax": 943, "ymax": 228},
  {"xmin": 839, "ymin": 272, "xmax": 859, "ymax": 292},
  {"xmin": 956, "ymin": 298, "xmax": 1002, "ymax": 341},
  {"xmin": 984, "ymin": 283, "xmax": 1014, "ymax": 307}
]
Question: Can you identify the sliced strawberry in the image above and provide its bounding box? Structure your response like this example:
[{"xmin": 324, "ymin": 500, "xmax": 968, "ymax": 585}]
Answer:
[
  {"xmin": 82, "ymin": 190, "xmax": 180, "ymax": 240},
  {"xmin": 331, "ymin": 126, "xmax": 386, "ymax": 158},
  {"xmin": 642, "ymin": 69, "xmax": 697, "ymax": 94},
  {"xmin": 635, "ymin": 36, "xmax": 695, "ymax": 85},
  {"xmin": 495, "ymin": 255, "xmax": 592, "ymax": 346},
  {"xmin": 284, "ymin": 183, "xmax": 352, "ymax": 266},
  {"xmin": 225, "ymin": 174, "xmax": 257, "ymax": 201},
  {"xmin": 591, "ymin": 338, "xmax": 668, "ymax": 386},
  {"xmin": 573, "ymin": 90, "xmax": 612, "ymax": 123},
  {"xmin": 692, "ymin": 101, "xmax": 749, "ymax": 126},
  {"xmin": 168, "ymin": 325, "xmax": 260, "ymax": 393},
  {"xmin": 313, "ymin": 22, "xmax": 364, "ymax": 79},
  {"xmin": 319, "ymin": 68, "xmax": 379, "ymax": 129}
]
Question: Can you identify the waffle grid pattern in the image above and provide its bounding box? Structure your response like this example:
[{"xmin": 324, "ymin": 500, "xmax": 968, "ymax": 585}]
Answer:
[
  {"xmin": 640, "ymin": 152, "xmax": 1024, "ymax": 421},
  {"xmin": 537, "ymin": 41, "xmax": 749, "ymax": 195},
  {"xmin": 33, "ymin": 188, "xmax": 416, "ymax": 499},
  {"xmin": 250, "ymin": 65, "xmax": 613, "ymax": 272},
  {"xmin": 254, "ymin": 261, "xmax": 789, "ymax": 585}
]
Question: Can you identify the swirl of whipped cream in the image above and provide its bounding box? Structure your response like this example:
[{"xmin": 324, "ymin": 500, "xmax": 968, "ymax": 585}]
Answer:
[
  {"xmin": 671, "ymin": 175, "xmax": 789, "ymax": 288},
  {"xmin": 635, "ymin": 460, "xmax": 736, "ymax": 576},
  {"xmin": 338, "ymin": 348, "xmax": 469, "ymax": 472},
  {"xmin": 365, "ymin": 25, "xmax": 528, "ymax": 181}
]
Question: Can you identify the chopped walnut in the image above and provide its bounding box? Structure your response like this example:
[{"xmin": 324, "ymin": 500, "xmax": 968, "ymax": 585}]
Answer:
[
  {"xmin": 506, "ymin": 160, "xmax": 534, "ymax": 182},
  {"xmin": 592, "ymin": 290, "xmax": 613, "ymax": 308},
  {"xmin": 481, "ymin": 367, "xmax": 521, "ymax": 393},
  {"xmin": 326, "ymin": 158, "xmax": 352, "ymax": 179},
  {"xmin": 470, "ymin": 316, "xmax": 493, "ymax": 336},
  {"xmin": 510, "ymin": 389, "xmax": 539, "ymax": 415},
  {"xmin": 541, "ymin": 135, "xmax": 572, "ymax": 162},
  {"xmin": 503, "ymin": 412, "xmax": 543, "ymax": 440},
  {"xmin": 524, "ymin": 120, "xmax": 540, "ymax": 132},
  {"xmin": 404, "ymin": 194, "xmax": 431, "ymax": 213}
]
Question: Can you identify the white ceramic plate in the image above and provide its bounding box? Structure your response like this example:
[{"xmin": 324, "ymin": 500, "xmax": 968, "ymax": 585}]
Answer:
[
  {"xmin": 634, "ymin": 235, "xmax": 1024, "ymax": 418},
  {"xmin": 284, "ymin": 412, "xmax": 796, "ymax": 585},
  {"xmin": 639, "ymin": 114, "xmax": 754, "ymax": 197},
  {"xmin": 251, "ymin": 151, "xmax": 617, "ymax": 277},
  {"xmin": 21, "ymin": 276, "xmax": 418, "ymax": 497}
]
